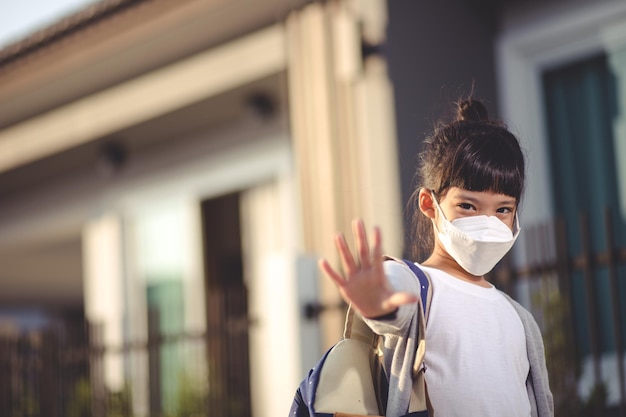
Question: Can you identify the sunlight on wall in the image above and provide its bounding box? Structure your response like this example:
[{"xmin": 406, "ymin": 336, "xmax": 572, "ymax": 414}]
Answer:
[{"xmin": 137, "ymin": 201, "xmax": 190, "ymax": 280}]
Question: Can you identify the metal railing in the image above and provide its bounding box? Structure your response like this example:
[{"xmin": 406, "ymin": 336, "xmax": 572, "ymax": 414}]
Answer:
[
  {"xmin": 0, "ymin": 291, "xmax": 251, "ymax": 417},
  {"xmin": 490, "ymin": 208, "xmax": 626, "ymax": 417}
]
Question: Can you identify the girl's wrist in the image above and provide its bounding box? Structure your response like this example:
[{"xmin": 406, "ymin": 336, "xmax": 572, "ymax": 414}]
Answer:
[{"xmin": 367, "ymin": 308, "xmax": 398, "ymax": 321}]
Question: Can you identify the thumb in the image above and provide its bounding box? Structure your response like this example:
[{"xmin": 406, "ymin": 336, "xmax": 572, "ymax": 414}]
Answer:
[{"xmin": 383, "ymin": 292, "xmax": 418, "ymax": 311}]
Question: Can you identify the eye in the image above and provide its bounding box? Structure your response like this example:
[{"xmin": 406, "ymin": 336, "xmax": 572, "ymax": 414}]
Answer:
[
  {"xmin": 496, "ymin": 206, "xmax": 514, "ymax": 214},
  {"xmin": 458, "ymin": 202, "xmax": 476, "ymax": 211}
]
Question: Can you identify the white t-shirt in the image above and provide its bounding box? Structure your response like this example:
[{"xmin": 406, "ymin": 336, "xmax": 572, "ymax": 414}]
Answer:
[{"xmin": 421, "ymin": 265, "xmax": 531, "ymax": 417}]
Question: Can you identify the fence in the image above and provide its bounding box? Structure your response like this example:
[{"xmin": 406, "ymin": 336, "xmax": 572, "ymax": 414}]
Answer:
[
  {"xmin": 0, "ymin": 292, "xmax": 251, "ymax": 417},
  {"xmin": 490, "ymin": 208, "xmax": 626, "ymax": 417}
]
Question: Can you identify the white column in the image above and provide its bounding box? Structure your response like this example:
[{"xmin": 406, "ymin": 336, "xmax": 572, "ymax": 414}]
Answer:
[
  {"xmin": 241, "ymin": 179, "xmax": 302, "ymax": 417},
  {"xmin": 82, "ymin": 213, "xmax": 125, "ymax": 392},
  {"xmin": 286, "ymin": 0, "xmax": 403, "ymax": 346}
]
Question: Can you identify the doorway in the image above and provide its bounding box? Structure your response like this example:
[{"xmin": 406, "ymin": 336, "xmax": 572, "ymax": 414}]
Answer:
[{"xmin": 200, "ymin": 192, "xmax": 251, "ymax": 417}]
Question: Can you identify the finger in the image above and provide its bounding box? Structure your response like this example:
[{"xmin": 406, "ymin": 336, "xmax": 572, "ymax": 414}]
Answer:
[
  {"xmin": 370, "ymin": 226, "xmax": 385, "ymax": 281},
  {"xmin": 318, "ymin": 259, "xmax": 346, "ymax": 286},
  {"xmin": 352, "ymin": 219, "xmax": 371, "ymax": 268},
  {"xmin": 334, "ymin": 233, "xmax": 357, "ymax": 275},
  {"xmin": 371, "ymin": 226, "xmax": 383, "ymax": 262}
]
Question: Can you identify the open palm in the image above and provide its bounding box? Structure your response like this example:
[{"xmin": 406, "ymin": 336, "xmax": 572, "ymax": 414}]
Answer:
[{"xmin": 319, "ymin": 219, "xmax": 417, "ymax": 319}]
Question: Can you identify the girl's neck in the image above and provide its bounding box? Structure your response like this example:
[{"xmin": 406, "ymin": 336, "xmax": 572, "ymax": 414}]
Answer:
[{"xmin": 422, "ymin": 249, "xmax": 492, "ymax": 288}]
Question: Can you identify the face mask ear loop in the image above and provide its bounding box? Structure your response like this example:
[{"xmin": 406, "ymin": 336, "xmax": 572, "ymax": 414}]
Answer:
[{"xmin": 429, "ymin": 190, "xmax": 446, "ymax": 234}]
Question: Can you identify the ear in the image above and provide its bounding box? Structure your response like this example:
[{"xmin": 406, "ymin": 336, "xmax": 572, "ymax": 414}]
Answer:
[{"xmin": 418, "ymin": 188, "xmax": 436, "ymax": 219}]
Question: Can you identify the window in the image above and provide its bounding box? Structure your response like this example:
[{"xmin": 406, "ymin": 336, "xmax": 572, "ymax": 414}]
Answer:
[{"xmin": 542, "ymin": 52, "xmax": 626, "ymax": 405}]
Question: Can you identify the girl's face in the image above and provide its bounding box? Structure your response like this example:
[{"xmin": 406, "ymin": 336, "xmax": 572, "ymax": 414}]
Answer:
[{"xmin": 436, "ymin": 187, "xmax": 517, "ymax": 230}]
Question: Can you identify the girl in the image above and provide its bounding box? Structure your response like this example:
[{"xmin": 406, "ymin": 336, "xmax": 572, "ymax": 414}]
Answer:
[{"xmin": 320, "ymin": 98, "xmax": 554, "ymax": 417}]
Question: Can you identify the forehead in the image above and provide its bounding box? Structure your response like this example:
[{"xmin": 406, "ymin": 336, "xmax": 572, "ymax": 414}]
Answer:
[{"xmin": 443, "ymin": 187, "xmax": 517, "ymax": 205}]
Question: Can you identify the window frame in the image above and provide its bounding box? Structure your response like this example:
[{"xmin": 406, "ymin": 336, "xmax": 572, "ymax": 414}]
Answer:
[{"xmin": 495, "ymin": 1, "xmax": 626, "ymax": 228}]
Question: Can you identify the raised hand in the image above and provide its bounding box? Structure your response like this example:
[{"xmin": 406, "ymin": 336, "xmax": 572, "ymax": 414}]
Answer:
[{"xmin": 318, "ymin": 219, "xmax": 418, "ymax": 319}]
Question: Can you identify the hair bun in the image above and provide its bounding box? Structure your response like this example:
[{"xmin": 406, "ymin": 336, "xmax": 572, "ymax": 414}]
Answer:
[{"xmin": 456, "ymin": 99, "xmax": 489, "ymax": 122}]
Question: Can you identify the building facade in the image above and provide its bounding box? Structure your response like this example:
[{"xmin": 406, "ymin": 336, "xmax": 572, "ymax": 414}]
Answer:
[{"xmin": 0, "ymin": 1, "xmax": 403, "ymax": 416}]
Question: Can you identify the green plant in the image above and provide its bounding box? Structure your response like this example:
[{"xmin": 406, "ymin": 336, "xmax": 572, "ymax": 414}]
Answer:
[
  {"xmin": 175, "ymin": 371, "xmax": 208, "ymax": 417},
  {"xmin": 67, "ymin": 377, "xmax": 91, "ymax": 417},
  {"xmin": 107, "ymin": 384, "xmax": 133, "ymax": 417},
  {"xmin": 535, "ymin": 275, "xmax": 583, "ymax": 416}
]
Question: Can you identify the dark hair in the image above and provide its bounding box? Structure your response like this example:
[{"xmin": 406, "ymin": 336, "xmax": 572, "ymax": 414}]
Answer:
[{"xmin": 407, "ymin": 98, "xmax": 525, "ymax": 260}]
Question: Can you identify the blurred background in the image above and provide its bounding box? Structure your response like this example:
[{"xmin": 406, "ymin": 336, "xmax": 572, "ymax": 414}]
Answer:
[{"xmin": 0, "ymin": 0, "xmax": 625, "ymax": 416}]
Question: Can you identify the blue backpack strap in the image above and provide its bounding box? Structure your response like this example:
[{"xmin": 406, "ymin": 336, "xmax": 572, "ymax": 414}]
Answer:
[
  {"xmin": 401, "ymin": 259, "xmax": 432, "ymax": 417},
  {"xmin": 402, "ymin": 259, "xmax": 430, "ymax": 316}
]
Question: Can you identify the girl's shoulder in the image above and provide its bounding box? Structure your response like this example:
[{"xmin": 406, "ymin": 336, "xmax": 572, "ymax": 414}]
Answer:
[{"xmin": 382, "ymin": 257, "xmax": 424, "ymax": 293}]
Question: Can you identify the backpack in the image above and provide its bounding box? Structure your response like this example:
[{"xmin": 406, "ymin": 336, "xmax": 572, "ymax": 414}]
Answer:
[{"xmin": 289, "ymin": 258, "xmax": 432, "ymax": 417}]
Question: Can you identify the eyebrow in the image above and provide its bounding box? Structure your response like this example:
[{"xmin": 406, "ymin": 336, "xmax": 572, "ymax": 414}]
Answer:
[{"xmin": 455, "ymin": 193, "xmax": 517, "ymax": 206}]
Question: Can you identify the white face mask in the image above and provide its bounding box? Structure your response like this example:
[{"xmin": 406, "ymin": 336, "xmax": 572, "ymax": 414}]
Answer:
[{"xmin": 431, "ymin": 192, "xmax": 520, "ymax": 276}]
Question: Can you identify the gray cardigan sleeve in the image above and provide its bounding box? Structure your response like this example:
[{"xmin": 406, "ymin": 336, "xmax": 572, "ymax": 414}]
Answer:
[{"xmin": 502, "ymin": 293, "xmax": 555, "ymax": 417}]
